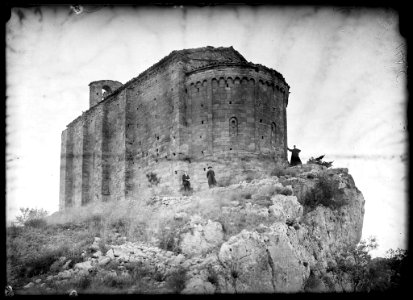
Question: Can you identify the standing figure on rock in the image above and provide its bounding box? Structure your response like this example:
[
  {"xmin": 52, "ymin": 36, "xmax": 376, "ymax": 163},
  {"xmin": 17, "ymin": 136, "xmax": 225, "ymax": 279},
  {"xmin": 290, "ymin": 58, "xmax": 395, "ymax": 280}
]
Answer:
[
  {"xmin": 288, "ymin": 145, "xmax": 302, "ymax": 166},
  {"xmin": 182, "ymin": 171, "xmax": 191, "ymax": 191},
  {"xmin": 206, "ymin": 166, "xmax": 217, "ymax": 188}
]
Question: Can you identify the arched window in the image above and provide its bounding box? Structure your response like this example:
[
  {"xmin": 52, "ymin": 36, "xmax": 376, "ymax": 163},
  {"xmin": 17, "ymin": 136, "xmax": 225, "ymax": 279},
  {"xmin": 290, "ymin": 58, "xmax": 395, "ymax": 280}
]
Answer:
[{"xmin": 229, "ymin": 117, "xmax": 238, "ymax": 137}]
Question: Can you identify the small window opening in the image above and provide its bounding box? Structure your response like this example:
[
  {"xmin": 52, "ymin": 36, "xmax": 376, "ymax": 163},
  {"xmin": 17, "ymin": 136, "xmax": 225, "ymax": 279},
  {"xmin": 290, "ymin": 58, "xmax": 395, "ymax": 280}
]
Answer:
[
  {"xmin": 197, "ymin": 88, "xmax": 199, "ymax": 92},
  {"xmin": 226, "ymin": 84, "xmax": 229, "ymax": 88},
  {"xmin": 185, "ymin": 88, "xmax": 188, "ymax": 93},
  {"xmin": 200, "ymin": 135, "xmax": 202, "ymax": 139},
  {"xmin": 201, "ymin": 120, "xmax": 204, "ymax": 124},
  {"xmin": 230, "ymin": 148, "xmax": 232, "ymax": 150},
  {"xmin": 201, "ymin": 104, "xmax": 204, "ymax": 107},
  {"xmin": 175, "ymin": 170, "xmax": 177, "ymax": 174},
  {"xmin": 201, "ymin": 151, "xmax": 204, "ymax": 154},
  {"xmin": 157, "ymin": 136, "xmax": 159, "ymax": 140},
  {"xmin": 173, "ymin": 152, "xmax": 176, "ymax": 156},
  {"xmin": 154, "ymin": 98, "xmax": 156, "ymax": 101},
  {"xmin": 260, "ymin": 119, "xmax": 263, "ymax": 123},
  {"xmin": 156, "ymin": 149, "xmax": 158, "ymax": 152},
  {"xmin": 203, "ymin": 168, "xmax": 206, "ymax": 171},
  {"xmin": 229, "ymin": 101, "xmax": 232, "ymax": 104},
  {"xmin": 262, "ymin": 136, "xmax": 264, "ymax": 139}
]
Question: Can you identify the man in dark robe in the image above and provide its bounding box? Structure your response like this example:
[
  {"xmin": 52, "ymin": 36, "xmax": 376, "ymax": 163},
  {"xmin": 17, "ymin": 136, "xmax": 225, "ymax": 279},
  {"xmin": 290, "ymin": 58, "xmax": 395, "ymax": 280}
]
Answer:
[
  {"xmin": 206, "ymin": 166, "xmax": 217, "ymax": 188},
  {"xmin": 182, "ymin": 171, "xmax": 191, "ymax": 191},
  {"xmin": 287, "ymin": 145, "xmax": 302, "ymax": 166}
]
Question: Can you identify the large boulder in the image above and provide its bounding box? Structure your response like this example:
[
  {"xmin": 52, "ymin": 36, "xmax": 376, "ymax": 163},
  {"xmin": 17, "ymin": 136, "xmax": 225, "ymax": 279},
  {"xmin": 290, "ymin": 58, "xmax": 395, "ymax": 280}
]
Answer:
[
  {"xmin": 180, "ymin": 216, "xmax": 224, "ymax": 256},
  {"xmin": 217, "ymin": 224, "xmax": 310, "ymax": 293},
  {"xmin": 269, "ymin": 194, "xmax": 303, "ymax": 223}
]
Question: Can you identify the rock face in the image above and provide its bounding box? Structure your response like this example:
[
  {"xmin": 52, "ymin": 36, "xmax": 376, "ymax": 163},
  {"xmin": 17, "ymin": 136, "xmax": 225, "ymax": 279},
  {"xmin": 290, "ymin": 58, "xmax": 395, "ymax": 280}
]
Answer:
[
  {"xmin": 181, "ymin": 165, "xmax": 364, "ymax": 293},
  {"xmin": 46, "ymin": 165, "xmax": 364, "ymax": 294}
]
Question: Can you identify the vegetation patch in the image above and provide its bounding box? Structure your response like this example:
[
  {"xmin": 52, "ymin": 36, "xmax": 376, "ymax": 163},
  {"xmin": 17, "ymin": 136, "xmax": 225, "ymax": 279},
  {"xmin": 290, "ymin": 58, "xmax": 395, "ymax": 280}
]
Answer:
[
  {"xmin": 146, "ymin": 172, "xmax": 160, "ymax": 186},
  {"xmin": 166, "ymin": 267, "xmax": 188, "ymax": 293},
  {"xmin": 302, "ymin": 173, "xmax": 346, "ymax": 213}
]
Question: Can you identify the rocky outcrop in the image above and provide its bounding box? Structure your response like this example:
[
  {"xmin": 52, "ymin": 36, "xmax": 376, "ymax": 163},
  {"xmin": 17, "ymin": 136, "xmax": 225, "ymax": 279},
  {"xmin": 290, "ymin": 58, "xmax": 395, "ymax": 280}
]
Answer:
[{"xmin": 30, "ymin": 165, "xmax": 364, "ymax": 294}]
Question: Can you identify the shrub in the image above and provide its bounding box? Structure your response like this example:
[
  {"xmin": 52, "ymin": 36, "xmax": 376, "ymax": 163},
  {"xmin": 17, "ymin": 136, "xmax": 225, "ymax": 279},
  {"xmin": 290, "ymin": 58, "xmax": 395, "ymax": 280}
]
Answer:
[
  {"xmin": 15, "ymin": 208, "xmax": 49, "ymax": 227},
  {"xmin": 166, "ymin": 267, "xmax": 187, "ymax": 293},
  {"xmin": 302, "ymin": 174, "xmax": 343, "ymax": 212},
  {"xmin": 110, "ymin": 218, "xmax": 129, "ymax": 235},
  {"xmin": 158, "ymin": 227, "xmax": 180, "ymax": 253},
  {"xmin": 271, "ymin": 167, "xmax": 287, "ymax": 177},
  {"xmin": 254, "ymin": 195, "xmax": 273, "ymax": 207},
  {"xmin": 243, "ymin": 193, "xmax": 252, "ymax": 199},
  {"xmin": 275, "ymin": 186, "xmax": 293, "ymax": 196},
  {"xmin": 86, "ymin": 214, "xmax": 103, "ymax": 230},
  {"xmin": 7, "ymin": 224, "xmax": 23, "ymax": 238},
  {"xmin": 146, "ymin": 172, "xmax": 160, "ymax": 186},
  {"xmin": 304, "ymin": 274, "xmax": 323, "ymax": 291},
  {"xmin": 217, "ymin": 177, "xmax": 232, "ymax": 187},
  {"xmin": 101, "ymin": 272, "xmax": 132, "ymax": 288},
  {"xmin": 21, "ymin": 249, "xmax": 63, "ymax": 277},
  {"xmin": 24, "ymin": 218, "xmax": 48, "ymax": 229},
  {"xmin": 75, "ymin": 275, "xmax": 92, "ymax": 290},
  {"xmin": 124, "ymin": 261, "xmax": 151, "ymax": 280},
  {"xmin": 245, "ymin": 174, "xmax": 255, "ymax": 183}
]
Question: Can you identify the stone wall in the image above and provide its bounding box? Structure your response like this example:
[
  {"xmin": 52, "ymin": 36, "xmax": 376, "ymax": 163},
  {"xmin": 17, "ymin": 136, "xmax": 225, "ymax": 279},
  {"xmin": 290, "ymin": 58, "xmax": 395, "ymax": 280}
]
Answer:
[{"xmin": 59, "ymin": 47, "xmax": 290, "ymax": 210}]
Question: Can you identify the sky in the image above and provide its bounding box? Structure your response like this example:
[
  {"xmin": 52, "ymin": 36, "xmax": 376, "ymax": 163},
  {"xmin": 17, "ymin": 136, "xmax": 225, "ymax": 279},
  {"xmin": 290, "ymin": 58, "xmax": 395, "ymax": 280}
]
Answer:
[{"xmin": 6, "ymin": 5, "xmax": 407, "ymax": 257}]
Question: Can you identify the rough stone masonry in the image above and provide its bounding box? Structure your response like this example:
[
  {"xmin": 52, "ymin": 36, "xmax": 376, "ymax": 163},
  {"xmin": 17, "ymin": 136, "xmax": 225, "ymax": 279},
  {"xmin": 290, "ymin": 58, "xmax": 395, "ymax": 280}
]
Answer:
[{"xmin": 59, "ymin": 46, "xmax": 291, "ymax": 210}]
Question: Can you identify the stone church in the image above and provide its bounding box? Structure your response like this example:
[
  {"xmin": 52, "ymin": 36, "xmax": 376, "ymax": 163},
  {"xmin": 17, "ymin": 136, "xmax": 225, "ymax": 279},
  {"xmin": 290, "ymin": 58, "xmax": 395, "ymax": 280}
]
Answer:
[{"xmin": 59, "ymin": 46, "xmax": 290, "ymax": 210}]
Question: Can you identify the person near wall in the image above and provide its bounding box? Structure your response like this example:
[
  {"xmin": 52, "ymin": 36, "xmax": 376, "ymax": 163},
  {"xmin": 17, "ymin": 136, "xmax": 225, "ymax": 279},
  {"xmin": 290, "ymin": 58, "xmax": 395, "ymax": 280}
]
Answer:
[
  {"xmin": 182, "ymin": 171, "xmax": 191, "ymax": 191},
  {"xmin": 206, "ymin": 166, "xmax": 217, "ymax": 188},
  {"xmin": 287, "ymin": 145, "xmax": 302, "ymax": 166}
]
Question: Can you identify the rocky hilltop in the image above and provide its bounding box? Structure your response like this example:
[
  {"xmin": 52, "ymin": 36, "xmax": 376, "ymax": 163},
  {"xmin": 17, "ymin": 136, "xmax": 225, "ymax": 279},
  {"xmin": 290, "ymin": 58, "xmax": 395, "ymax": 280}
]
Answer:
[{"xmin": 11, "ymin": 164, "xmax": 365, "ymax": 294}]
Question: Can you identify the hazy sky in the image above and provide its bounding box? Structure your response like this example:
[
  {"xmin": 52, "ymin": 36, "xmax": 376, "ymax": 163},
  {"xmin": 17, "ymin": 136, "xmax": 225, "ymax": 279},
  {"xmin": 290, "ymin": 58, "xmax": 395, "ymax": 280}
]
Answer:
[{"xmin": 6, "ymin": 5, "xmax": 407, "ymax": 256}]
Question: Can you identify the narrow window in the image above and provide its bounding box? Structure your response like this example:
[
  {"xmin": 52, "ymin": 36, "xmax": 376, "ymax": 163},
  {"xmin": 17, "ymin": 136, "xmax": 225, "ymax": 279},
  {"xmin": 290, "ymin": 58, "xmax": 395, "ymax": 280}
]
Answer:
[
  {"xmin": 271, "ymin": 122, "xmax": 277, "ymax": 146},
  {"xmin": 229, "ymin": 117, "xmax": 238, "ymax": 137}
]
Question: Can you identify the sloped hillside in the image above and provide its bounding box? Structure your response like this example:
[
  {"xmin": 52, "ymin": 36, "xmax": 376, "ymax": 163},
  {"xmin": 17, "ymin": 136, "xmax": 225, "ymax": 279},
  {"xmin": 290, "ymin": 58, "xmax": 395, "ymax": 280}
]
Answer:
[{"xmin": 7, "ymin": 164, "xmax": 365, "ymax": 294}]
